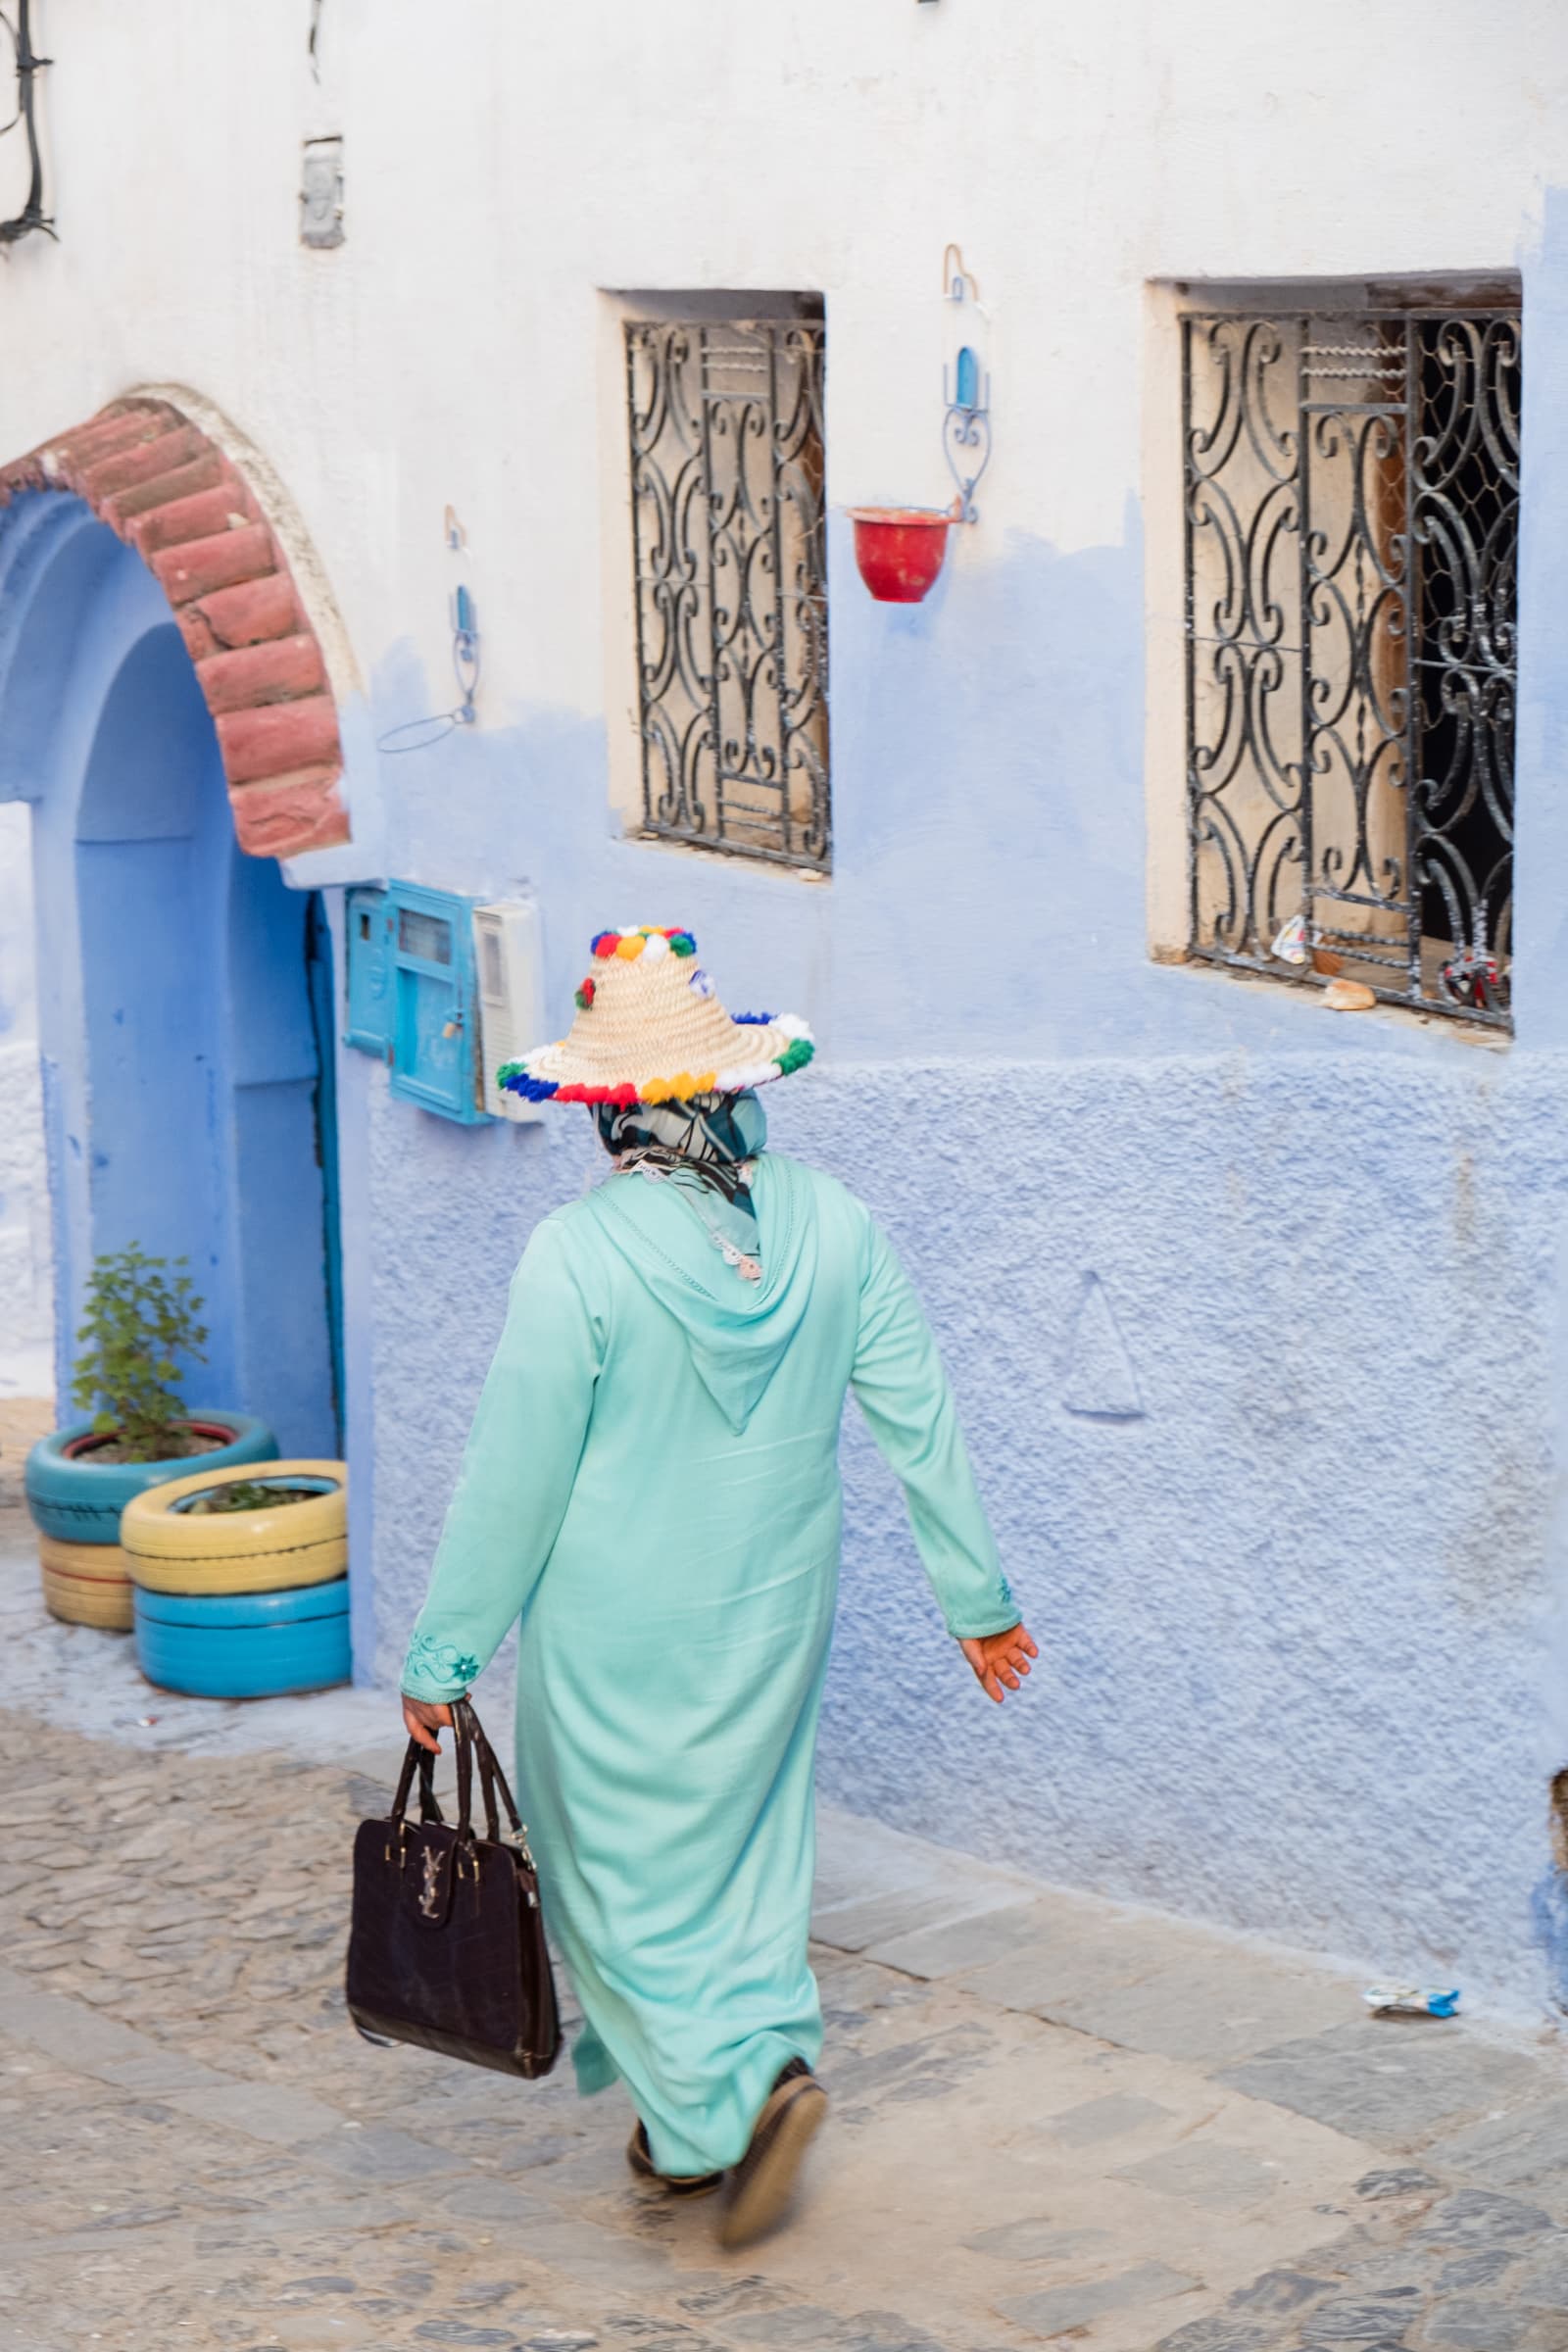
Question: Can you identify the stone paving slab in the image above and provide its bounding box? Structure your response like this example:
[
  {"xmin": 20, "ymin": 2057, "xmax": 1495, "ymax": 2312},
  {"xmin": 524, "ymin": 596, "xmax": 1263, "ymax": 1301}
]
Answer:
[
  {"xmin": 1421, "ymin": 2092, "xmax": 1568, "ymax": 2204},
  {"xmin": 808, "ymin": 1880, "xmax": 1031, "ymax": 1956},
  {"xmin": 864, "ymin": 1897, "xmax": 1061, "ymax": 1982},
  {"xmin": 1217, "ymin": 2019, "xmax": 1549, "ymax": 2151},
  {"xmin": 1045, "ymin": 1943, "xmax": 1358, "ymax": 2067},
  {"xmin": 998, "ymin": 2260, "xmax": 1200, "ymax": 2335},
  {"xmin": 1115, "ymin": 2137, "xmax": 1288, "ymax": 2211}
]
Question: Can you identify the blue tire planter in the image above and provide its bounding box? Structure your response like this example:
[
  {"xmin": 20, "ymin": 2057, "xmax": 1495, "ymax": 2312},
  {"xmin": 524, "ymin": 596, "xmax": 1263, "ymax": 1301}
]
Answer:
[
  {"xmin": 133, "ymin": 1577, "xmax": 351, "ymax": 1698},
  {"xmin": 25, "ymin": 1412, "xmax": 278, "ymax": 1545}
]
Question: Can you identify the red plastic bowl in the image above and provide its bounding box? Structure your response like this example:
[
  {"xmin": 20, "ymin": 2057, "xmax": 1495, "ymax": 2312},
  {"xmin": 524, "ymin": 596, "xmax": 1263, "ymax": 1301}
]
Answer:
[{"xmin": 849, "ymin": 508, "xmax": 952, "ymax": 604}]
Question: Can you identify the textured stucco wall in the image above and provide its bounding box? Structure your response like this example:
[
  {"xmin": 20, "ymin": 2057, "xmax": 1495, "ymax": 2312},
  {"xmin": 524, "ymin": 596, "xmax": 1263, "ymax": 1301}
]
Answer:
[
  {"xmin": 803, "ymin": 1057, "xmax": 1568, "ymax": 2018},
  {"xmin": 0, "ymin": 802, "xmax": 53, "ymax": 1394},
  {"xmin": 362, "ymin": 1031, "xmax": 1568, "ymax": 2015}
]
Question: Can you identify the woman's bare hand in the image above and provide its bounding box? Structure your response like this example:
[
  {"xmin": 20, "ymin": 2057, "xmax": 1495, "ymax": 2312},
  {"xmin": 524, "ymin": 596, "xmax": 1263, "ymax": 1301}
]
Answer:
[
  {"xmin": 402, "ymin": 1695, "xmax": 454, "ymax": 1752},
  {"xmin": 959, "ymin": 1624, "xmax": 1038, "ymax": 1703}
]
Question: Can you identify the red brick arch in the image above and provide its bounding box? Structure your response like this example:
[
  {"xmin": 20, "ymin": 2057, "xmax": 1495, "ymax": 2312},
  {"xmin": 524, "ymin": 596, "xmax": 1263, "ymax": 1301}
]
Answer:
[{"xmin": 0, "ymin": 395, "xmax": 350, "ymax": 858}]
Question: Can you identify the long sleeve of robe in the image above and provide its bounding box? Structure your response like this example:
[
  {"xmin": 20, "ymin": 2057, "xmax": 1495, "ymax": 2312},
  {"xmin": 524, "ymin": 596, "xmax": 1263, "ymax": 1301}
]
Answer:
[
  {"xmin": 401, "ymin": 1217, "xmax": 602, "ymax": 1705},
  {"xmin": 400, "ymin": 1152, "xmax": 1017, "ymax": 2175},
  {"xmin": 850, "ymin": 1218, "xmax": 1017, "ymax": 1639}
]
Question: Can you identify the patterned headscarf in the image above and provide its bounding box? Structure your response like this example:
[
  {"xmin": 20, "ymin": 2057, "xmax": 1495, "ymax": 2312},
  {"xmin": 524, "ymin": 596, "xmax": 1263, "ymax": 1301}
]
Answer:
[{"xmin": 594, "ymin": 1090, "xmax": 768, "ymax": 1277}]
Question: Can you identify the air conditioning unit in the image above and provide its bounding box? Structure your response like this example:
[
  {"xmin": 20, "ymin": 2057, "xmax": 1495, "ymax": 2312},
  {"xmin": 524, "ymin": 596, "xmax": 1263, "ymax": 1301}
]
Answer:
[{"xmin": 472, "ymin": 900, "xmax": 546, "ymax": 1123}]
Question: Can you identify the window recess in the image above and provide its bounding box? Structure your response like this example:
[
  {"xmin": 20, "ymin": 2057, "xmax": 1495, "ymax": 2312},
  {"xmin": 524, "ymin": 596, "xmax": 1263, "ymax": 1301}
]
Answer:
[
  {"xmin": 624, "ymin": 310, "xmax": 830, "ymax": 870},
  {"xmin": 1182, "ymin": 293, "xmax": 1520, "ymax": 1027}
]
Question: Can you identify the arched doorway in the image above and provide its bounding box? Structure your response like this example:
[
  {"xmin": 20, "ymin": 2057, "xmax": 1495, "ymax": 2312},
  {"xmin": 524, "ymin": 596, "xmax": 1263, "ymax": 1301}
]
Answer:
[{"xmin": 0, "ymin": 399, "xmax": 354, "ymax": 1455}]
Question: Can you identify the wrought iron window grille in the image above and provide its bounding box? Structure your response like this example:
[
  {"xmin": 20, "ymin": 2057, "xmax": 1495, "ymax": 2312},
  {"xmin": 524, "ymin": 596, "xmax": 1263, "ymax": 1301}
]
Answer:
[
  {"xmin": 625, "ymin": 317, "xmax": 830, "ymax": 870},
  {"xmin": 1182, "ymin": 297, "xmax": 1521, "ymax": 1028}
]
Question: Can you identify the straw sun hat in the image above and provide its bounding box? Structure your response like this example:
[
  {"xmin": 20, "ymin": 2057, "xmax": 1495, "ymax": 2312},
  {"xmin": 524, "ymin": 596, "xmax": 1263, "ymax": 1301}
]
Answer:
[{"xmin": 500, "ymin": 925, "xmax": 814, "ymax": 1107}]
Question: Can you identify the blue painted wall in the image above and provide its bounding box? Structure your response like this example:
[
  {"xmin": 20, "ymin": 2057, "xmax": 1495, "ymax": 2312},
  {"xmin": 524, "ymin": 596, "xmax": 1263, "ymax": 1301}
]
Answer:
[{"xmin": 0, "ymin": 500, "xmax": 340, "ymax": 1460}]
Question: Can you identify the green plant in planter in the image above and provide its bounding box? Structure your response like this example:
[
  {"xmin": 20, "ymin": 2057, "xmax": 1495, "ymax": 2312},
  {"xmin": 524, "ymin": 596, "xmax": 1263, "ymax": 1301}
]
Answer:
[
  {"xmin": 184, "ymin": 1481, "xmax": 319, "ymax": 1515},
  {"xmin": 71, "ymin": 1245, "xmax": 209, "ymax": 1464}
]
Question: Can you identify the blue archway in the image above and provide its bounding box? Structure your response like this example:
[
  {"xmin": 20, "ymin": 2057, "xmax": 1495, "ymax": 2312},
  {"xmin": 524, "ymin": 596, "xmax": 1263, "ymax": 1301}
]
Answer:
[{"xmin": 0, "ymin": 490, "xmax": 340, "ymax": 1454}]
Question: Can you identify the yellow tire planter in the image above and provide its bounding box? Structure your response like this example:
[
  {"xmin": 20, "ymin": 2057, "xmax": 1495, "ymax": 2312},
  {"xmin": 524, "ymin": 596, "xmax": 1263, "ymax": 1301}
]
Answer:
[
  {"xmin": 39, "ymin": 1533, "xmax": 134, "ymax": 1632},
  {"xmin": 120, "ymin": 1460, "xmax": 348, "ymax": 1596}
]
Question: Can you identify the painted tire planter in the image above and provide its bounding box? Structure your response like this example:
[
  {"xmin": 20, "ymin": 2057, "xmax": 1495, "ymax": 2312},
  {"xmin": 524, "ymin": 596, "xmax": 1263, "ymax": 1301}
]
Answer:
[
  {"xmin": 121, "ymin": 1460, "xmax": 347, "ymax": 1595},
  {"xmin": 25, "ymin": 1413, "xmax": 279, "ymax": 1546},
  {"xmin": 38, "ymin": 1533, "xmax": 135, "ymax": 1633},
  {"xmin": 26, "ymin": 1412, "xmax": 278, "ymax": 1628},
  {"xmin": 133, "ymin": 1578, "xmax": 351, "ymax": 1699}
]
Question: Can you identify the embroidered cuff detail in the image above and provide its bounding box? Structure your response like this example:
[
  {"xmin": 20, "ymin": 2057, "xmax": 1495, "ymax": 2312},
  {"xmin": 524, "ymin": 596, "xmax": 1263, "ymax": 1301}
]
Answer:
[{"xmin": 401, "ymin": 1632, "xmax": 481, "ymax": 1699}]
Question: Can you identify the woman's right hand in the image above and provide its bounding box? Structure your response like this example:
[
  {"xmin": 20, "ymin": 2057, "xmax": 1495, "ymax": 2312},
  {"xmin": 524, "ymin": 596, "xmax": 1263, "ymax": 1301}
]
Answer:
[
  {"xmin": 403, "ymin": 1695, "xmax": 453, "ymax": 1752},
  {"xmin": 959, "ymin": 1625, "xmax": 1038, "ymax": 1703}
]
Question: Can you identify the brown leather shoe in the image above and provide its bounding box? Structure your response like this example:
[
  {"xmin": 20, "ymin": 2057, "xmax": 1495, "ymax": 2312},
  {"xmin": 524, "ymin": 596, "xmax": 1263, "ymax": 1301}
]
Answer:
[
  {"xmin": 625, "ymin": 2120, "xmax": 724, "ymax": 2198},
  {"xmin": 717, "ymin": 2059, "xmax": 827, "ymax": 2248}
]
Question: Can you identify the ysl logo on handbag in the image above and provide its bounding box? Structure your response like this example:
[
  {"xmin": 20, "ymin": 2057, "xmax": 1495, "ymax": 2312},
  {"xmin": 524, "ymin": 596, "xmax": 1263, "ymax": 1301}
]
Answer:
[{"xmin": 419, "ymin": 1844, "xmax": 443, "ymax": 1918}]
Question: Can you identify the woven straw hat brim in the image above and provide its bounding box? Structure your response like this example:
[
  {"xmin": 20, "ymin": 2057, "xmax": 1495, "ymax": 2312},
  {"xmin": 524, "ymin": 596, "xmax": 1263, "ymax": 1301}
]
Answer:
[
  {"xmin": 522, "ymin": 1014, "xmax": 809, "ymax": 1101},
  {"xmin": 498, "ymin": 926, "xmax": 814, "ymax": 1106}
]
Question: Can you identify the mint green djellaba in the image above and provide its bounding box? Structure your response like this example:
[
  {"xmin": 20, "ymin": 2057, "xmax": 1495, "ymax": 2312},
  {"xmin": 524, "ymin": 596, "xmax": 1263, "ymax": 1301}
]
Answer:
[{"xmin": 400, "ymin": 1145, "xmax": 1018, "ymax": 2180}]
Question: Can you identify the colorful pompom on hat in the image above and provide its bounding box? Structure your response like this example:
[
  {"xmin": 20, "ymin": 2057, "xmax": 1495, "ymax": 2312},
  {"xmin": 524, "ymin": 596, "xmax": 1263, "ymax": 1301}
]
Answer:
[{"xmin": 499, "ymin": 926, "xmax": 814, "ymax": 1107}]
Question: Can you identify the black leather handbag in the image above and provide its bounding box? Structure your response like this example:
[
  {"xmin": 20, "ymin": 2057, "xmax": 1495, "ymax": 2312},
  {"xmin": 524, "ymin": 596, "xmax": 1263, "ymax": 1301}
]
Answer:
[{"xmin": 346, "ymin": 1697, "xmax": 561, "ymax": 2079}]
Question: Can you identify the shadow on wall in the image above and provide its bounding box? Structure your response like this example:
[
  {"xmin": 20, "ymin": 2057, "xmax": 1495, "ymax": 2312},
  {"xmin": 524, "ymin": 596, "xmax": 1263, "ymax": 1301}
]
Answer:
[
  {"xmin": 823, "ymin": 502, "xmax": 1150, "ymax": 1056},
  {"xmin": 368, "ymin": 492, "xmax": 1150, "ymax": 1041},
  {"xmin": 358, "ymin": 508, "xmax": 1152, "ymax": 1060},
  {"xmin": 368, "ymin": 499, "xmax": 1514, "ymax": 1078}
]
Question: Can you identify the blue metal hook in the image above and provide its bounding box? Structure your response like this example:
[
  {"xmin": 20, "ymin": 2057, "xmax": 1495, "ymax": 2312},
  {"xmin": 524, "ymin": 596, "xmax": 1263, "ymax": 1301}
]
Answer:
[{"xmin": 451, "ymin": 584, "xmax": 480, "ymax": 723}]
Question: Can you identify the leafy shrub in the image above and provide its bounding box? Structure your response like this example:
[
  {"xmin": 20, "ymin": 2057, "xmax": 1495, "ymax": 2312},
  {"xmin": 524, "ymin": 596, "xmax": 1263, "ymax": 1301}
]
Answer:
[{"xmin": 71, "ymin": 1245, "xmax": 209, "ymax": 1463}]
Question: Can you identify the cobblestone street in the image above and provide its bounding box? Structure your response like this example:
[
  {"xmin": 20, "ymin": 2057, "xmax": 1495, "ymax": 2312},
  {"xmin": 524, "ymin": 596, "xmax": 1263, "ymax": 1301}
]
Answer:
[{"xmin": 6, "ymin": 1485, "xmax": 1568, "ymax": 2352}]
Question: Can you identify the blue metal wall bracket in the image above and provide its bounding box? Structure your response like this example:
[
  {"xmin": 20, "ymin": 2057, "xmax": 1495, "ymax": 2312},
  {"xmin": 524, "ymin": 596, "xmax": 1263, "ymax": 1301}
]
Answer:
[
  {"xmin": 942, "ymin": 246, "xmax": 992, "ymax": 524},
  {"xmin": 944, "ymin": 344, "xmax": 992, "ymax": 523},
  {"xmin": 451, "ymin": 583, "xmax": 480, "ymax": 722}
]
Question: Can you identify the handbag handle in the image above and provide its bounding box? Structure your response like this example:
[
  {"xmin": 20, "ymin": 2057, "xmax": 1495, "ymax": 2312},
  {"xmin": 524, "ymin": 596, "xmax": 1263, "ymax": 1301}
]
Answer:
[
  {"xmin": 449, "ymin": 1699, "xmax": 490, "ymax": 1841},
  {"xmin": 389, "ymin": 1737, "xmax": 446, "ymax": 1827},
  {"xmin": 453, "ymin": 1697, "xmax": 525, "ymax": 1844},
  {"xmin": 387, "ymin": 1701, "xmax": 526, "ymax": 1850}
]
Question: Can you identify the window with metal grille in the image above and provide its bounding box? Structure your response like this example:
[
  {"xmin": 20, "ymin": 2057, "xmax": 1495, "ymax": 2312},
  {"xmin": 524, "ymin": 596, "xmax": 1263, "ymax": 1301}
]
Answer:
[
  {"xmin": 1182, "ymin": 294, "xmax": 1520, "ymax": 1026},
  {"xmin": 625, "ymin": 313, "xmax": 830, "ymax": 869}
]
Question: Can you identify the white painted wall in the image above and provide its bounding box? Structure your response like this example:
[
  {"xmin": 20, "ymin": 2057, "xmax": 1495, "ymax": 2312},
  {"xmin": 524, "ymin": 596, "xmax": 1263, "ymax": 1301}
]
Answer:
[{"xmin": 0, "ymin": 0, "xmax": 1558, "ymax": 763}]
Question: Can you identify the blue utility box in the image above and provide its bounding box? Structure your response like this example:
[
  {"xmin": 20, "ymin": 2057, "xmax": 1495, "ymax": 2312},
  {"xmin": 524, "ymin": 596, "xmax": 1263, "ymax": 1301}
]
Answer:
[{"xmin": 343, "ymin": 881, "xmax": 489, "ymax": 1124}]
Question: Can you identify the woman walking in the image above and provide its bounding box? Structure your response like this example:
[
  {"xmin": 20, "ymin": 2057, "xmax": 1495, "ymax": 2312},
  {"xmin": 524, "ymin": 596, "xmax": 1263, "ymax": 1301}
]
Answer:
[{"xmin": 400, "ymin": 925, "xmax": 1034, "ymax": 2246}]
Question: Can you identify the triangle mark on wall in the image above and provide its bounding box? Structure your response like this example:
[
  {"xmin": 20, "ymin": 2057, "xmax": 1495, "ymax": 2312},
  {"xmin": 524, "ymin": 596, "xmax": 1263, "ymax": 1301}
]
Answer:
[{"xmin": 1062, "ymin": 1273, "xmax": 1145, "ymax": 1421}]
